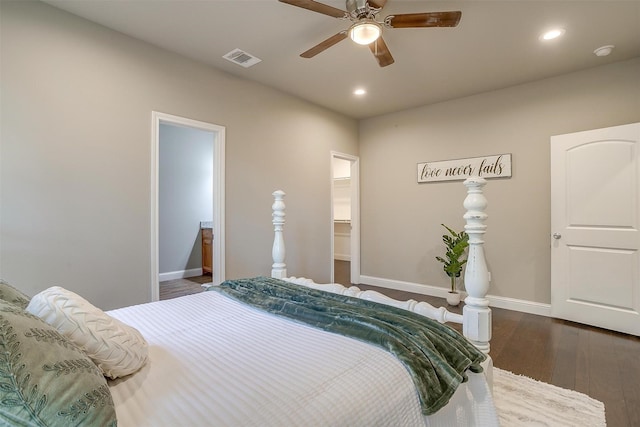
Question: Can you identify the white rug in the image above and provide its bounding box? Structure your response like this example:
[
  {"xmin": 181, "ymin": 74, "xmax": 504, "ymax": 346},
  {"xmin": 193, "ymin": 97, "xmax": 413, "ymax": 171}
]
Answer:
[{"xmin": 493, "ymin": 367, "xmax": 606, "ymax": 426}]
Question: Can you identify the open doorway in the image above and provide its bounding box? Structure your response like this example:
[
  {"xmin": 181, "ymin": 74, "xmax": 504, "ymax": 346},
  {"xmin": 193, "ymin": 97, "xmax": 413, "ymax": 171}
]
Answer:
[
  {"xmin": 331, "ymin": 152, "xmax": 360, "ymax": 285},
  {"xmin": 151, "ymin": 112, "xmax": 225, "ymax": 301}
]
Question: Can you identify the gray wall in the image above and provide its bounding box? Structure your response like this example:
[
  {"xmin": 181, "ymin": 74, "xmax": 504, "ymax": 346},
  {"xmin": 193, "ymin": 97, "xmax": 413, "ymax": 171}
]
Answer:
[
  {"xmin": 3, "ymin": 1, "xmax": 638, "ymax": 311},
  {"xmin": 359, "ymin": 58, "xmax": 640, "ymax": 304},
  {"xmin": 159, "ymin": 123, "xmax": 213, "ymax": 275},
  {"xmin": 0, "ymin": 1, "xmax": 358, "ymax": 309}
]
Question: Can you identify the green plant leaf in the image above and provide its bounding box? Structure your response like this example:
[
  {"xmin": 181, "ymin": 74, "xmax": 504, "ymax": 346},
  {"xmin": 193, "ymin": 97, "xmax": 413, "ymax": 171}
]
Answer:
[{"xmin": 435, "ymin": 224, "xmax": 469, "ymax": 289}]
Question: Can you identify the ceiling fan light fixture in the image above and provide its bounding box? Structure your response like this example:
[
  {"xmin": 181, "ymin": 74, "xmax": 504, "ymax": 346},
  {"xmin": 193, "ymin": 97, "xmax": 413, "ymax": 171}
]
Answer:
[{"xmin": 349, "ymin": 20, "xmax": 382, "ymax": 45}]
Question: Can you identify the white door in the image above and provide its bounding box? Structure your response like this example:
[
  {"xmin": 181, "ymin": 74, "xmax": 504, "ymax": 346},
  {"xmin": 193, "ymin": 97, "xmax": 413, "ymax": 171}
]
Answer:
[{"xmin": 551, "ymin": 122, "xmax": 640, "ymax": 336}]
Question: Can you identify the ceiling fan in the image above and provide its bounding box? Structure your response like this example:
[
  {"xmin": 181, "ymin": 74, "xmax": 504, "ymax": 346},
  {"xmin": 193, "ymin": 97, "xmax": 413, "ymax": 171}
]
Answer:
[{"xmin": 278, "ymin": 0, "xmax": 462, "ymax": 67}]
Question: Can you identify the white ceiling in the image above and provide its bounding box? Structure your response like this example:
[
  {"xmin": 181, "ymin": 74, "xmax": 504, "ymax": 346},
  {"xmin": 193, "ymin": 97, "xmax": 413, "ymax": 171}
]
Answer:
[{"xmin": 43, "ymin": 0, "xmax": 640, "ymax": 119}]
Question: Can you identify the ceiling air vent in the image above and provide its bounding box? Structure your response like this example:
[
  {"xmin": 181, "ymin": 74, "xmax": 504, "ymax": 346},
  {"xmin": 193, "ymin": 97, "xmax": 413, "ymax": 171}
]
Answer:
[{"xmin": 223, "ymin": 49, "xmax": 262, "ymax": 68}]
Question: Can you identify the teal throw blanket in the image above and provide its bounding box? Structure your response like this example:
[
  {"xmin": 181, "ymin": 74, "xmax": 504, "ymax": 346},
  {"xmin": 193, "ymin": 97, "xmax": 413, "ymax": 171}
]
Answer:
[{"xmin": 209, "ymin": 277, "xmax": 485, "ymax": 415}]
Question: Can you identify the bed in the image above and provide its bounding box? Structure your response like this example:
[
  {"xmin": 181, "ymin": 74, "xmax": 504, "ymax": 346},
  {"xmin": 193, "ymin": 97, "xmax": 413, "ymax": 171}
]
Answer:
[{"xmin": 1, "ymin": 178, "xmax": 496, "ymax": 427}]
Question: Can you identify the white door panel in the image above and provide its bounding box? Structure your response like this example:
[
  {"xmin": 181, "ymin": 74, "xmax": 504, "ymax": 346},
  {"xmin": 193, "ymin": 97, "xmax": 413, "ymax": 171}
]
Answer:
[
  {"xmin": 568, "ymin": 246, "xmax": 636, "ymax": 309},
  {"xmin": 565, "ymin": 229, "xmax": 638, "ymax": 248},
  {"xmin": 551, "ymin": 122, "xmax": 640, "ymax": 336},
  {"xmin": 566, "ymin": 140, "xmax": 636, "ymax": 227}
]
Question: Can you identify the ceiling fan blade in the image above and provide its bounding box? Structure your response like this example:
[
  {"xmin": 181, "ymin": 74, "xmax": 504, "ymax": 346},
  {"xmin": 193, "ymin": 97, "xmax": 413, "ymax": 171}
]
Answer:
[
  {"xmin": 300, "ymin": 32, "xmax": 348, "ymax": 58},
  {"xmin": 278, "ymin": 0, "xmax": 346, "ymax": 18},
  {"xmin": 367, "ymin": 0, "xmax": 388, "ymax": 9},
  {"xmin": 386, "ymin": 11, "xmax": 462, "ymax": 28},
  {"xmin": 368, "ymin": 36, "xmax": 394, "ymax": 67}
]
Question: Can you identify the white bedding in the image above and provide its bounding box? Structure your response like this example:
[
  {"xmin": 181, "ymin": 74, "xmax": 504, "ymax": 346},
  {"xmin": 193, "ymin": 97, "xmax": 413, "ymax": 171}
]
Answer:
[{"xmin": 107, "ymin": 291, "xmax": 499, "ymax": 427}]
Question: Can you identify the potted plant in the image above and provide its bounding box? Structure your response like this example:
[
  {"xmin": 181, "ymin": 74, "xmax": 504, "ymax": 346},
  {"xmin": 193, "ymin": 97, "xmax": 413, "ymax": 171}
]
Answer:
[{"xmin": 435, "ymin": 224, "xmax": 469, "ymax": 306}]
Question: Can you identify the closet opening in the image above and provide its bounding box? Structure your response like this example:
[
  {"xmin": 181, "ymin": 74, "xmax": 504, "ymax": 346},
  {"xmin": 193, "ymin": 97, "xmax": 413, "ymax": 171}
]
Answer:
[{"xmin": 331, "ymin": 152, "xmax": 360, "ymax": 285}]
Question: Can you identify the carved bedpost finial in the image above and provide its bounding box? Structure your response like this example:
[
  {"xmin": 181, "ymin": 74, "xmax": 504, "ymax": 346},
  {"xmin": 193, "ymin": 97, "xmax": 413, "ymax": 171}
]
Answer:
[
  {"xmin": 272, "ymin": 190, "xmax": 287, "ymax": 279},
  {"xmin": 462, "ymin": 177, "xmax": 492, "ymax": 355}
]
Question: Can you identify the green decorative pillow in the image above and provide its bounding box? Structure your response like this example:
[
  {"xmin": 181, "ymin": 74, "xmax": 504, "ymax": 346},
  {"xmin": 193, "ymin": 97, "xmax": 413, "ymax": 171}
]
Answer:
[
  {"xmin": 0, "ymin": 300, "xmax": 117, "ymax": 426},
  {"xmin": 0, "ymin": 279, "xmax": 30, "ymax": 309}
]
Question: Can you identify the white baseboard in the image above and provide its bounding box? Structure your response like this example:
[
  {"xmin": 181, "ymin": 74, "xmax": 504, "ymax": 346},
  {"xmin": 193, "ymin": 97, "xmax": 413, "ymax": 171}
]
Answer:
[
  {"xmin": 486, "ymin": 294, "xmax": 551, "ymax": 317},
  {"xmin": 159, "ymin": 268, "xmax": 203, "ymax": 282},
  {"xmin": 359, "ymin": 275, "xmax": 454, "ymax": 299},
  {"xmin": 359, "ymin": 275, "xmax": 552, "ymax": 317}
]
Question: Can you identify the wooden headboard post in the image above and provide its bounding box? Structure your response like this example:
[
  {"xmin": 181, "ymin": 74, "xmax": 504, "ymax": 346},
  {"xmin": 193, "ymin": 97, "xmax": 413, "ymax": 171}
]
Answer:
[
  {"xmin": 271, "ymin": 190, "xmax": 287, "ymax": 279},
  {"xmin": 462, "ymin": 177, "xmax": 492, "ymax": 355}
]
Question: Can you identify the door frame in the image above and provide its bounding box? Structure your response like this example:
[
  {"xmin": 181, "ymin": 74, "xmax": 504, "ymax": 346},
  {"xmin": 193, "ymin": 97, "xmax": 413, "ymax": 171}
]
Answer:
[
  {"xmin": 330, "ymin": 151, "xmax": 360, "ymax": 284},
  {"xmin": 151, "ymin": 112, "xmax": 226, "ymax": 301}
]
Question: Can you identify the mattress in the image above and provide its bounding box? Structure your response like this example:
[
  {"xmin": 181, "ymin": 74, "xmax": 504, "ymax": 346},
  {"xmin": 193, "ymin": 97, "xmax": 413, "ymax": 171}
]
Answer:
[{"xmin": 107, "ymin": 291, "xmax": 499, "ymax": 427}]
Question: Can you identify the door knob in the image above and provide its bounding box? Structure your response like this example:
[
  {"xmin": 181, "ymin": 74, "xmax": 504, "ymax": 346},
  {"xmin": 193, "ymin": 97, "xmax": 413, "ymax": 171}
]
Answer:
[{"xmin": 552, "ymin": 233, "xmax": 562, "ymax": 240}]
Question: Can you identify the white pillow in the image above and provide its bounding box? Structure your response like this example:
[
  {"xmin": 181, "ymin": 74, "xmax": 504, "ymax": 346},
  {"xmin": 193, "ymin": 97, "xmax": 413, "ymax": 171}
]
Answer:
[{"xmin": 26, "ymin": 286, "xmax": 148, "ymax": 379}]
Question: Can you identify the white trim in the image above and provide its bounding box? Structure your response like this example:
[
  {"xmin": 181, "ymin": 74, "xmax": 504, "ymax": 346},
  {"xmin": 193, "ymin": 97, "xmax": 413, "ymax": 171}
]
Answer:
[
  {"xmin": 150, "ymin": 115, "xmax": 160, "ymax": 301},
  {"xmin": 360, "ymin": 275, "xmax": 552, "ymax": 317},
  {"xmin": 360, "ymin": 275, "xmax": 454, "ymax": 298},
  {"xmin": 349, "ymin": 157, "xmax": 361, "ymax": 284},
  {"xmin": 151, "ymin": 111, "xmax": 226, "ymax": 302},
  {"xmin": 330, "ymin": 152, "xmax": 361, "ymax": 284},
  {"xmin": 159, "ymin": 268, "xmax": 204, "ymax": 282},
  {"xmin": 487, "ymin": 294, "xmax": 552, "ymax": 317}
]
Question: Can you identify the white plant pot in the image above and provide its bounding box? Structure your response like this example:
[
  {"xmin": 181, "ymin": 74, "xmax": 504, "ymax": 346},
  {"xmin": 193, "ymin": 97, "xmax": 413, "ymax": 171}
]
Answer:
[{"xmin": 446, "ymin": 291, "xmax": 461, "ymax": 306}]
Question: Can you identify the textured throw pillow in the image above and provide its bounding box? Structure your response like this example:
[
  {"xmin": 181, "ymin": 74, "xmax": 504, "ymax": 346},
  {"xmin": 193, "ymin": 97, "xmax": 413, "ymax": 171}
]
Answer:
[
  {"xmin": 0, "ymin": 279, "xmax": 30, "ymax": 309},
  {"xmin": 26, "ymin": 286, "xmax": 148, "ymax": 379},
  {"xmin": 0, "ymin": 300, "xmax": 117, "ymax": 426}
]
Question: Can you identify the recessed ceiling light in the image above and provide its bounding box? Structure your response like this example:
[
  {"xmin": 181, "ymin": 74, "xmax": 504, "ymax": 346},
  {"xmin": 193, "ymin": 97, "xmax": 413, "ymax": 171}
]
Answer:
[
  {"xmin": 594, "ymin": 45, "xmax": 615, "ymax": 57},
  {"xmin": 539, "ymin": 28, "xmax": 565, "ymax": 41},
  {"xmin": 354, "ymin": 88, "xmax": 366, "ymax": 96}
]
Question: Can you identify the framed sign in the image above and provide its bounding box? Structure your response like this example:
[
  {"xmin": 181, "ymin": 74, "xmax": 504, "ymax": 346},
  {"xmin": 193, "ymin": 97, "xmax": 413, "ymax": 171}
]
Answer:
[{"xmin": 417, "ymin": 154, "xmax": 512, "ymax": 183}]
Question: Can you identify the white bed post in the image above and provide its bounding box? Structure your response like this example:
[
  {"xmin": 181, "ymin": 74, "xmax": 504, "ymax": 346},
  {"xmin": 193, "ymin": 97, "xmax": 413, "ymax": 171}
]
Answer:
[
  {"xmin": 271, "ymin": 190, "xmax": 287, "ymax": 279},
  {"xmin": 462, "ymin": 177, "xmax": 492, "ymax": 355}
]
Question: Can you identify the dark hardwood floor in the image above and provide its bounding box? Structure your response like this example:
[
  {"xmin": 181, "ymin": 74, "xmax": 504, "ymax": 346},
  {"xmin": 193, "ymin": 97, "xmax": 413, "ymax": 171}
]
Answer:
[
  {"xmin": 162, "ymin": 265, "xmax": 640, "ymax": 427},
  {"xmin": 159, "ymin": 274, "xmax": 207, "ymax": 300},
  {"xmin": 335, "ymin": 260, "xmax": 639, "ymax": 427}
]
